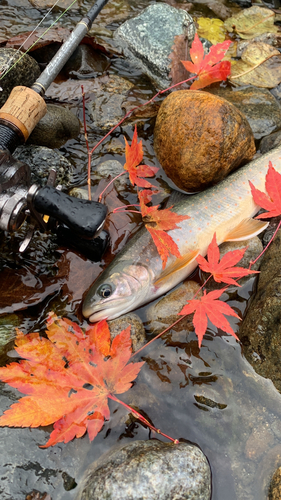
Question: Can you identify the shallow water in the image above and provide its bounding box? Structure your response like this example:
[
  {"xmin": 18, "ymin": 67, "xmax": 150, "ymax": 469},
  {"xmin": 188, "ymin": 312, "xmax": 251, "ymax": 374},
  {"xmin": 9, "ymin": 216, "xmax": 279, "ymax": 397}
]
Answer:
[{"xmin": 1, "ymin": 1, "xmax": 281, "ymax": 499}]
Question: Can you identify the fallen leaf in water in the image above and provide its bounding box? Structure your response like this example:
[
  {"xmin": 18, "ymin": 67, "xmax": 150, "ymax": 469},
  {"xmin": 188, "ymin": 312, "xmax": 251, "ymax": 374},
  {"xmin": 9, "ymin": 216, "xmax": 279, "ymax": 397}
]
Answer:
[
  {"xmin": 224, "ymin": 6, "xmax": 278, "ymax": 39},
  {"xmin": 230, "ymin": 42, "xmax": 281, "ymax": 88},
  {"xmin": 139, "ymin": 190, "xmax": 190, "ymax": 268},
  {"xmin": 179, "ymin": 288, "xmax": 240, "ymax": 347},
  {"xmin": 124, "ymin": 125, "xmax": 158, "ymax": 188},
  {"xmin": 250, "ymin": 161, "xmax": 281, "ymax": 218},
  {"xmin": 197, "ymin": 17, "xmax": 227, "ymax": 44},
  {"xmin": 5, "ymin": 27, "xmax": 71, "ymax": 52},
  {"xmin": 0, "ymin": 314, "xmax": 144, "ymax": 447},
  {"xmin": 196, "ymin": 233, "xmax": 259, "ymax": 285},
  {"xmin": 169, "ymin": 34, "xmax": 191, "ymax": 87},
  {"xmin": 181, "ymin": 34, "xmax": 232, "ymax": 90}
]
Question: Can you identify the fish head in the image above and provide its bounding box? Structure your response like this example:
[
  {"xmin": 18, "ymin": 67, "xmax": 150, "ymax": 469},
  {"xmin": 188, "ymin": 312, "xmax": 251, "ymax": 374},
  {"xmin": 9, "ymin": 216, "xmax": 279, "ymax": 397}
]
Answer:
[{"xmin": 82, "ymin": 262, "xmax": 153, "ymax": 322}]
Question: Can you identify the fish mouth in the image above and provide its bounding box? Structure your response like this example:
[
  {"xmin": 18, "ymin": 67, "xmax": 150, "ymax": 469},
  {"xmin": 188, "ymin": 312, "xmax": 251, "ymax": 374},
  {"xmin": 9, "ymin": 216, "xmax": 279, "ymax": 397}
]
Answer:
[{"xmin": 84, "ymin": 296, "xmax": 139, "ymax": 323}]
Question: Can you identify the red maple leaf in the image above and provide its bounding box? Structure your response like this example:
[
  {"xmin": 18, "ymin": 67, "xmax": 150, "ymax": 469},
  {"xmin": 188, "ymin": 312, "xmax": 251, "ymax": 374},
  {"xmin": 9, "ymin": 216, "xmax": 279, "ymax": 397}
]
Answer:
[
  {"xmin": 179, "ymin": 288, "xmax": 240, "ymax": 347},
  {"xmin": 124, "ymin": 125, "xmax": 158, "ymax": 188},
  {"xmin": 181, "ymin": 34, "xmax": 232, "ymax": 90},
  {"xmin": 138, "ymin": 190, "xmax": 190, "ymax": 268},
  {"xmin": 196, "ymin": 233, "xmax": 259, "ymax": 286},
  {"xmin": 0, "ymin": 314, "xmax": 144, "ymax": 447},
  {"xmin": 249, "ymin": 161, "xmax": 281, "ymax": 218}
]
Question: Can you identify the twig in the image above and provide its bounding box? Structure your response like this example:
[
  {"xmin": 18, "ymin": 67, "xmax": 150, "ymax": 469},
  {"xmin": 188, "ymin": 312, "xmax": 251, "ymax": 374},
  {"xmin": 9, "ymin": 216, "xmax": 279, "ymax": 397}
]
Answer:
[
  {"xmin": 249, "ymin": 219, "xmax": 281, "ymax": 269},
  {"xmin": 108, "ymin": 394, "xmax": 179, "ymax": 443}
]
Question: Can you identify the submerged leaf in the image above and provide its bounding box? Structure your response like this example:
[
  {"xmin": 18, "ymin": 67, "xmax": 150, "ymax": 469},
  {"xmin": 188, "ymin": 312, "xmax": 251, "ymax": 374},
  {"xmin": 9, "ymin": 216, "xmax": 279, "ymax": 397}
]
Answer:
[
  {"xmin": 197, "ymin": 17, "xmax": 227, "ymax": 45},
  {"xmin": 224, "ymin": 6, "xmax": 278, "ymax": 40},
  {"xmin": 230, "ymin": 42, "xmax": 281, "ymax": 88},
  {"xmin": 0, "ymin": 314, "xmax": 144, "ymax": 447}
]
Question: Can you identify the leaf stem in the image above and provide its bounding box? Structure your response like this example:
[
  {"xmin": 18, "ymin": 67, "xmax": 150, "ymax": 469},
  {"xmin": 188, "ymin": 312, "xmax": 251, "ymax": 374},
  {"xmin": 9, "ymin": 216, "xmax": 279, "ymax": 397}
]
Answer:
[
  {"xmin": 108, "ymin": 394, "xmax": 179, "ymax": 443},
  {"xmin": 98, "ymin": 172, "xmax": 126, "ymax": 202},
  {"xmin": 249, "ymin": 219, "xmax": 281, "ymax": 269},
  {"xmin": 131, "ymin": 275, "xmax": 212, "ymax": 359}
]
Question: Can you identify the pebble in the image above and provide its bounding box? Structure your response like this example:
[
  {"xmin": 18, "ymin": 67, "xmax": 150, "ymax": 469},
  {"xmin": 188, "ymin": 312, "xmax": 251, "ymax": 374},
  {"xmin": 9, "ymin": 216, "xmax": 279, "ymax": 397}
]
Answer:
[
  {"xmin": 76, "ymin": 439, "xmax": 211, "ymax": 500},
  {"xmin": 146, "ymin": 280, "xmax": 202, "ymax": 335},
  {"xmin": 14, "ymin": 146, "xmax": 73, "ymax": 187},
  {"xmin": 108, "ymin": 313, "xmax": 146, "ymax": 352},
  {"xmin": 259, "ymin": 130, "xmax": 281, "ymax": 154},
  {"xmin": 154, "ymin": 90, "xmax": 255, "ymax": 192},
  {"xmin": 114, "ymin": 3, "xmax": 195, "ymax": 89},
  {"xmin": 28, "ymin": 104, "xmax": 80, "ymax": 149}
]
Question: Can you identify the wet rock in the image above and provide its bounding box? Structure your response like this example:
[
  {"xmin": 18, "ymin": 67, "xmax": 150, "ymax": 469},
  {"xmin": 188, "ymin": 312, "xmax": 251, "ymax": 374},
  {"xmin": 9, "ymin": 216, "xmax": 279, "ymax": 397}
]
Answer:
[
  {"xmin": 203, "ymin": 237, "xmax": 263, "ymax": 290},
  {"xmin": 76, "ymin": 440, "xmax": 211, "ymax": 500},
  {"xmin": 0, "ymin": 314, "xmax": 19, "ymax": 354},
  {"xmin": 154, "ymin": 90, "xmax": 255, "ymax": 192},
  {"xmin": 14, "ymin": 146, "xmax": 73, "ymax": 187},
  {"xmin": 259, "ymin": 130, "xmax": 281, "ymax": 154},
  {"xmin": 63, "ymin": 44, "xmax": 108, "ymax": 79},
  {"xmin": 0, "ymin": 48, "xmax": 40, "ymax": 107},
  {"xmin": 28, "ymin": 0, "xmax": 79, "ymax": 9},
  {"xmin": 108, "ymin": 313, "xmax": 146, "ymax": 352},
  {"xmin": 146, "ymin": 281, "xmax": 201, "ymax": 335},
  {"xmin": 208, "ymin": 86, "xmax": 281, "ymax": 140},
  {"xmin": 28, "ymin": 104, "xmax": 80, "ymax": 149},
  {"xmin": 238, "ymin": 230, "xmax": 281, "ymax": 392},
  {"xmin": 269, "ymin": 466, "xmax": 281, "ymax": 500},
  {"xmin": 92, "ymin": 160, "xmax": 128, "ymax": 191},
  {"xmin": 87, "ymin": 75, "xmax": 134, "ymax": 131},
  {"xmin": 114, "ymin": 3, "xmax": 195, "ymax": 89}
]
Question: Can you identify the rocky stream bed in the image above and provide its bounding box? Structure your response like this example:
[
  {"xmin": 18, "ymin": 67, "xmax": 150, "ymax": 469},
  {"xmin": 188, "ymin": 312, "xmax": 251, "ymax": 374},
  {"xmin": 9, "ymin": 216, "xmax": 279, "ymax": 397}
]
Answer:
[{"xmin": 1, "ymin": 0, "xmax": 281, "ymax": 499}]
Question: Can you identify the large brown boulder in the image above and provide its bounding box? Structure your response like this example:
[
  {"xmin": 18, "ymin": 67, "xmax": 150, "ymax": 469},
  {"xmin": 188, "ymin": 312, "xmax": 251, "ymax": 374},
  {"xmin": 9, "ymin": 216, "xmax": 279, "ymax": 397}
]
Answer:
[{"xmin": 153, "ymin": 90, "xmax": 256, "ymax": 192}]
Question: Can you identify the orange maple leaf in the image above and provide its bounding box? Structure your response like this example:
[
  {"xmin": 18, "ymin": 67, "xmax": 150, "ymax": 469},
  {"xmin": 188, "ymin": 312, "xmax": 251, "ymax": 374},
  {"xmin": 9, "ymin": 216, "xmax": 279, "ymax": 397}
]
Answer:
[
  {"xmin": 181, "ymin": 34, "xmax": 232, "ymax": 90},
  {"xmin": 0, "ymin": 314, "xmax": 144, "ymax": 447},
  {"xmin": 138, "ymin": 190, "xmax": 190, "ymax": 268},
  {"xmin": 179, "ymin": 288, "xmax": 240, "ymax": 347},
  {"xmin": 249, "ymin": 161, "xmax": 281, "ymax": 218},
  {"xmin": 196, "ymin": 233, "xmax": 259, "ymax": 286},
  {"xmin": 124, "ymin": 125, "xmax": 158, "ymax": 188}
]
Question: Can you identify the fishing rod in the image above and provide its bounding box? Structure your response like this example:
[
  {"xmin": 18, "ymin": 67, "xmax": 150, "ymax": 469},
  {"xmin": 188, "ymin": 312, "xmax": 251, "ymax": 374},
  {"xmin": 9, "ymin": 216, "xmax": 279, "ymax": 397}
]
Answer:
[{"xmin": 0, "ymin": 0, "xmax": 110, "ymax": 259}]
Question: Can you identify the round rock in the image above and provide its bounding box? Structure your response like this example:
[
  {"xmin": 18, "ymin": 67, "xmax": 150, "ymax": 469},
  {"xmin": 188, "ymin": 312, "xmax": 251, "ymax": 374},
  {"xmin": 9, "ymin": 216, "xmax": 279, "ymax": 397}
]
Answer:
[
  {"xmin": 154, "ymin": 90, "xmax": 255, "ymax": 192},
  {"xmin": 0, "ymin": 48, "xmax": 41, "ymax": 106},
  {"xmin": 146, "ymin": 280, "xmax": 202, "ymax": 335},
  {"xmin": 108, "ymin": 313, "xmax": 146, "ymax": 352},
  {"xmin": 76, "ymin": 440, "xmax": 211, "ymax": 500},
  {"xmin": 14, "ymin": 145, "xmax": 73, "ymax": 187},
  {"xmin": 28, "ymin": 104, "xmax": 80, "ymax": 149}
]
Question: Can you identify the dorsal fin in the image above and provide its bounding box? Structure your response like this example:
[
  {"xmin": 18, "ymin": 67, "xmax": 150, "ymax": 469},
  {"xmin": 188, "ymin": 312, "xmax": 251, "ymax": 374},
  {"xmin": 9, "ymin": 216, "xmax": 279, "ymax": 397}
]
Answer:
[
  {"xmin": 154, "ymin": 249, "xmax": 199, "ymax": 287},
  {"xmin": 224, "ymin": 218, "xmax": 269, "ymax": 242}
]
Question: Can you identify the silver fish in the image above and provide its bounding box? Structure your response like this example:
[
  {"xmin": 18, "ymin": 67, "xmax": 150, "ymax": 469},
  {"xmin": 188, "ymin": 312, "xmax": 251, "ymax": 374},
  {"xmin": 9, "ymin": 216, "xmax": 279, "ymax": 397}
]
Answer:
[{"xmin": 82, "ymin": 147, "xmax": 281, "ymax": 322}]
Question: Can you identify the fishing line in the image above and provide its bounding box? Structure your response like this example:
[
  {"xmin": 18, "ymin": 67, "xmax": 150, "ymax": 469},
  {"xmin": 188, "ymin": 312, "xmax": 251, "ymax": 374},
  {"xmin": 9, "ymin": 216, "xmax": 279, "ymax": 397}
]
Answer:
[{"xmin": 0, "ymin": 0, "xmax": 78, "ymax": 81}]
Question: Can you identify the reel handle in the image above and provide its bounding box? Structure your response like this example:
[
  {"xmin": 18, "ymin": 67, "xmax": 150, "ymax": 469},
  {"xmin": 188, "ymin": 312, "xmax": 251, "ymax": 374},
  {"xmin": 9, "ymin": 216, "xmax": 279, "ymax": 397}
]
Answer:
[{"xmin": 32, "ymin": 185, "xmax": 107, "ymax": 239}]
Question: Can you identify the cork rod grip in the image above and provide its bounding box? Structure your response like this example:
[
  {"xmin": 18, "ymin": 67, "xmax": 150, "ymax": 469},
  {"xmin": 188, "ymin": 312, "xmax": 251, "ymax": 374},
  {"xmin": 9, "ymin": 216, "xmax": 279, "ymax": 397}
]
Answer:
[{"xmin": 0, "ymin": 86, "xmax": 47, "ymax": 141}]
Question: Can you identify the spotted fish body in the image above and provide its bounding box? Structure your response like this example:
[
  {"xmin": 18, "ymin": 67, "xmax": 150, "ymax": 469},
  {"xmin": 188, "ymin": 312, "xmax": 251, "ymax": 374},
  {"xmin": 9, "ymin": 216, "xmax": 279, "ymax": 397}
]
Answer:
[{"xmin": 83, "ymin": 146, "xmax": 281, "ymax": 322}]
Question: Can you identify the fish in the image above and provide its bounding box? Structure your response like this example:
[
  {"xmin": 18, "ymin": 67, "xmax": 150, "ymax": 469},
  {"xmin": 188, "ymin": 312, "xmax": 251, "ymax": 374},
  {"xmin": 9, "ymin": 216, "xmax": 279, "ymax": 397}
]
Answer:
[{"xmin": 82, "ymin": 146, "xmax": 281, "ymax": 322}]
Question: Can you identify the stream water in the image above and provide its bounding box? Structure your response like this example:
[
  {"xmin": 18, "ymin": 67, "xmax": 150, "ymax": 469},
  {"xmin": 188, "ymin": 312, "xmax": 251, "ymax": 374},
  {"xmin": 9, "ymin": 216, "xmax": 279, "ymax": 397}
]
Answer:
[{"xmin": 1, "ymin": 1, "xmax": 281, "ymax": 499}]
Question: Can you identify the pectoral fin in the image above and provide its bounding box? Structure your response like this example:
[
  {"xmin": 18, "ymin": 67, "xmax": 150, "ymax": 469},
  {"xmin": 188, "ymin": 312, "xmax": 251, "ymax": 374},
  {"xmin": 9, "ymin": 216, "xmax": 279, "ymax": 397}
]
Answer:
[
  {"xmin": 154, "ymin": 249, "xmax": 199, "ymax": 287},
  {"xmin": 224, "ymin": 218, "xmax": 269, "ymax": 242}
]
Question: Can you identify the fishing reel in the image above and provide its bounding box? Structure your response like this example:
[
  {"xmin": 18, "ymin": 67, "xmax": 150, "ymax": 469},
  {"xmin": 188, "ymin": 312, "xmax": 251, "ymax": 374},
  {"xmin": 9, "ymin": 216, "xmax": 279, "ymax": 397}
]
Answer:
[{"xmin": 0, "ymin": 148, "xmax": 109, "ymax": 260}]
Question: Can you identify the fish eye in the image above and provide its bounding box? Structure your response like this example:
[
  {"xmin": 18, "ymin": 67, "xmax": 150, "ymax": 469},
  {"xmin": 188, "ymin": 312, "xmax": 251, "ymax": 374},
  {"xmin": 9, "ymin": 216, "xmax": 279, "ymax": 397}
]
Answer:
[{"xmin": 97, "ymin": 284, "xmax": 113, "ymax": 298}]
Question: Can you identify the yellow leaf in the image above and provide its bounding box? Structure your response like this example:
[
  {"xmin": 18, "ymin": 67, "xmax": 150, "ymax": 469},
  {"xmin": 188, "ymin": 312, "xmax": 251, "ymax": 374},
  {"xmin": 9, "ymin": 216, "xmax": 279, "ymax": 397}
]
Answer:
[
  {"xmin": 224, "ymin": 6, "xmax": 278, "ymax": 40},
  {"xmin": 197, "ymin": 17, "xmax": 227, "ymax": 45}
]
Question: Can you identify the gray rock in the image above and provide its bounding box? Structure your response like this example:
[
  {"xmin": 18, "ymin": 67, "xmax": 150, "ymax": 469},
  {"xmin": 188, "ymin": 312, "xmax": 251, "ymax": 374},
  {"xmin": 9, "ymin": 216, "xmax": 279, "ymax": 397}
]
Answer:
[
  {"xmin": 14, "ymin": 146, "xmax": 73, "ymax": 187},
  {"xmin": 63, "ymin": 44, "xmax": 108, "ymax": 79},
  {"xmin": 260, "ymin": 130, "xmax": 281, "ymax": 154},
  {"xmin": 108, "ymin": 313, "xmax": 146, "ymax": 352},
  {"xmin": 208, "ymin": 86, "xmax": 281, "ymax": 140},
  {"xmin": 0, "ymin": 48, "xmax": 41, "ymax": 106},
  {"xmin": 238, "ymin": 230, "xmax": 281, "ymax": 392},
  {"xmin": 203, "ymin": 237, "xmax": 263, "ymax": 289},
  {"xmin": 87, "ymin": 75, "xmax": 134, "ymax": 131},
  {"xmin": 28, "ymin": 104, "xmax": 80, "ymax": 149},
  {"xmin": 76, "ymin": 440, "xmax": 211, "ymax": 500},
  {"xmin": 92, "ymin": 159, "xmax": 129, "ymax": 190},
  {"xmin": 146, "ymin": 280, "xmax": 201, "ymax": 335},
  {"xmin": 114, "ymin": 3, "xmax": 196, "ymax": 89}
]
